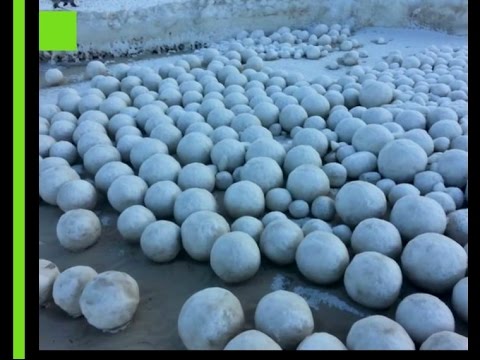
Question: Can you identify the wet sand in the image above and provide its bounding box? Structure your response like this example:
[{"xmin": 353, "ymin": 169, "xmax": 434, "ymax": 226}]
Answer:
[{"xmin": 39, "ymin": 203, "xmax": 467, "ymax": 350}]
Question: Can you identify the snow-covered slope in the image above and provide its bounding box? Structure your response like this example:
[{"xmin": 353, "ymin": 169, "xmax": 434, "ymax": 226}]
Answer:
[{"xmin": 39, "ymin": 0, "xmax": 467, "ymax": 60}]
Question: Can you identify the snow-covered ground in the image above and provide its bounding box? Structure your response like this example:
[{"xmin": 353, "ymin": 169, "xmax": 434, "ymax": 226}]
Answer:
[{"xmin": 39, "ymin": 0, "xmax": 467, "ymax": 60}]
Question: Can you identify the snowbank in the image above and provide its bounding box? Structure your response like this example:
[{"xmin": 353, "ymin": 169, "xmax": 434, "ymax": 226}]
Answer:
[{"xmin": 39, "ymin": 0, "xmax": 467, "ymax": 60}]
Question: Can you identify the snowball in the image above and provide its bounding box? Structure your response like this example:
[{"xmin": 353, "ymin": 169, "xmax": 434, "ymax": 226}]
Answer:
[
  {"xmin": 260, "ymin": 219, "xmax": 303, "ymax": 265},
  {"xmin": 335, "ymin": 181, "xmax": 386, "ymax": 226},
  {"xmin": 322, "ymin": 163, "xmax": 347, "ymax": 188},
  {"xmin": 176, "ymin": 132, "xmax": 213, "ymax": 165},
  {"xmin": 445, "ymin": 209, "xmax": 468, "ymax": 246},
  {"xmin": 80, "ymin": 271, "xmax": 140, "ymax": 333},
  {"xmin": 224, "ymin": 330, "xmax": 282, "ymax": 350},
  {"xmin": 420, "ymin": 331, "xmax": 468, "ymax": 350},
  {"xmin": 300, "ymin": 94, "xmax": 330, "ymax": 117},
  {"xmin": 452, "ymin": 277, "xmax": 468, "ymax": 323},
  {"xmin": 140, "ymin": 220, "xmax": 181, "ymax": 263},
  {"xmin": 414, "ymin": 171, "xmax": 444, "ymax": 195},
  {"xmin": 286, "ymin": 164, "xmax": 330, "ymax": 202},
  {"xmin": 436, "ymin": 149, "xmax": 468, "ymax": 188},
  {"xmin": 240, "ymin": 157, "xmax": 283, "ymax": 193},
  {"xmin": 352, "ymin": 124, "xmax": 394, "ymax": 155},
  {"xmin": 288, "ymin": 200, "xmax": 309, "ymax": 218},
  {"xmin": 388, "ymin": 183, "xmax": 420, "ymax": 205},
  {"xmin": 39, "ymin": 259, "xmax": 60, "ymax": 306},
  {"xmin": 39, "ymin": 157, "xmax": 68, "ymax": 173},
  {"xmin": 174, "ymin": 188, "xmax": 217, "ymax": 224},
  {"xmin": 85, "ymin": 60, "xmax": 108, "ymax": 79},
  {"xmin": 224, "ymin": 181, "xmax": 265, "ymax": 219},
  {"xmin": 178, "ymin": 287, "xmax": 244, "ymax": 350},
  {"xmin": 39, "ymin": 134, "xmax": 56, "ymax": 157},
  {"xmin": 279, "ymin": 104, "xmax": 308, "ymax": 132},
  {"xmin": 390, "ymin": 195, "xmax": 447, "ymax": 240},
  {"xmin": 130, "ymin": 138, "xmax": 169, "ymax": 171},
  {"xmin": 117, "ymin": 205, "xmax": 156, "ymax": 243},
  {"xmin": 94, "ymin": 162, "xmax": 133, "ymax": 193},
  {"xmin": 351, "ymin": 218, "xmax": 401, "ymax": 258},
  {"xmin": 401, "ymin": 233, "xmax": 467, "ymax": 293},
  {"xmin": 395, "ymin": 293, "xmax": 455, "ymax": 343},
  {"xmin": 137, "ymin": 153, "xmax": 181, "ymax": 186},
  {"xmin": 49, "ymin": 141, "xmax": 77, "ymax": 164},
  {"xmin": 283, "ymin": 145, "xmax": 321, "ymax": 175},
  {"xmin": 39, "ymin": 165, "xmax": 80, "ymax": 205},
  {"xmin": 77, "ymin": 132, "xmax": 112, "ymax": 158},
  {"xmin": 107, "ymin": 175, "xmax": 148, "ymax": 212},
  {"xmin": 231, "ymin": 216, "xmax": 264, "ymax": 243},
  {"xmin": 292, "ymin": 128, "xmax": 329, "ymax": 156},
  {"xmin": 296, "ymin": 231, "xmax": 349, "ymax": 284},
  {"xmin": 394, "ymin": 110, "xmax": 426, "ymax": 130},
  {"xmin": 144, "ymin": 181, "xmax": 181, "ymax": 218},
  {"xmin": 359, "ymin": 81, "xmax": 394, "ymax": 108},
  {"xmin": 210, "ymin": 139, "xmax": 245, "ymax": 172},
  {"xmin": 341, "ymin": 152, "xmax": 377, "ymax": 179},
  {"xmin": 253, "ymin": 102, "xmax": 279, "ymax": 127},
  {"xmin": 52, "ymin": 266, "xmax": 97, "ymax": 317},
  {"xmin": 347, "ymin": 315, "xmax": 415, "ymax": 350},
  {"xmin": 56, "ymin": 179, "xmax": 97, "ymax": 212},
  {"xmin": 245, "ymin": 138, "xmax": 286, "ymax": 165},
  {"xmin": 344, "ymin": 251, "xmax": 402, "ymax": 308},
  {"xmin": 254, "ymin": 290, "xmax": 314, "ymax": 349},
  {"xmin": 297, "ymin": 333, "xmax": 347, "ymax": 350},
  {"xmin": 56, "ymin": 209, "xmax": 101, "ymax": 252},
  {"xmin": 45, "ymin": 68, "xmax": 64, "ymax": 86}
]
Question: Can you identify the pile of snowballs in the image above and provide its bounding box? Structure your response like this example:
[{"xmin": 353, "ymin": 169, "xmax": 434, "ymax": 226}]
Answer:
[{"xmin": 40, "ymin": 23, "xmax": 467, "ymax": 349}]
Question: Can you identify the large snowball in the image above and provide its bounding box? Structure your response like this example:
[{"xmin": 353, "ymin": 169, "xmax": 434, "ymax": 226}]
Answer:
[
  {"xmin": 39, "ymin": 165, "xmax": 80, "ymax": 205},
  {"xmin": 335, "ymin": 181, "xmax": 387, "ymax": 226},
  {"xmin": 210, "ymin": 231, "xmax": 261, "ymax": 283},
  {"xmin": 224, "ymin": 330, "xmax": 282, "ymax": 350},
  {"xmin": 117, "ymin": 205, "xmax": 156, "ymax": 243},
  {"xmin": 240, "ymin": 157, "xmax": 284, "ymax": 193},
  {"xmin": 80, "ymin": 271, "xmax": 140, "ymax": 333},
  {"xmin": 95, "ymin": 161, "xmax": 134, "ymax": 193},
  {"xmin": 254, "ymin": 290, "xmax": 314, "ymax": 349},
  {"xmin": 181, "ymin": 210, "xmax": 229, "ymax": 261},
  {"xmin": 176, "ymin": 132, "xmax": 213, "ymax": 165},
  {"xmin": 297, "ymin": 333, "xmax": 347, "ymax": 350},
  {"xmin": 358, "ymin": 81, "xmax": 394, "ymax": 108},
  {"xmin": 436, "ymin": 149, "xmax": 468, "ymax": 188},
  {"xmin": 210, "ymin": 139, "xmax": 246, "ymax": 172},
  {"xmin": 144, "ymin": 180, "xmax": 181, "ymax": 218},
  {"xmin": 286, "ymin": 165, "xmax": 330, "ymax": 203},
  {"xmin": 230, "ymin": 216, "xmax": 264, "ymax": 242},
  {"xmin": 107, "ymin": 175, "xmax": 148, "ymax": 212},
  {"xmin": 52, "ymin": 266, "xmax": 97, "ymax": 317},
  {"xmin": 344, "ymin": 251, "xmax": 402, "ymax": 309},
  {"xmin": 260, "ymin": 219, "xmax": 303, "ymax": 265},
  {"xmin": 346, "ymin": 315, "xmax": 415, "ymax": 350},
  {"xmin": 39, "ymin": 259, "xmax": 60, "ymax": 305},
  {"xmin": 390, "ymin": 195, "xmax": 447, "ymax": 240},
  {"xmin": 178, "ymin": 287, "xmax": 245, "ymax": 350},
  {"xmin": 140, "ymin": 220, "xmax": 181, "ymax": 263},
  {"xmin": 296, "ymin": 231, "xmax": 349, "ymax": 284},
  {"xmin": 56, "ymin": 209, "xmax": 101, "ymax": 252},
  {"xmin": 174, "ymin": 188, "xmax": 217, "ymax": 224},
  {"xmin": 420, "ymin": 331, "xmax": 468, "ymax": 350},
  {"xmin": 378, "ymin": 139, "xmax": 428, "ymax": 182},
  {"xmin": 351, "ymin": 218, "xmax": 402, "ymax": 258},
  {"xmin": 395, "ymin": 293, "xmax": 455, "ymax": 343},
  {"xmin": 224, "ymin": 181, "xmax": 265, "ymax": 219},
  {"xmin": 401, "ymin": 233, "xmax": 467, "ymax": 293},
  {"xmin": 56, "ymin": 179, "xmax": 97, "ymax": 212}
]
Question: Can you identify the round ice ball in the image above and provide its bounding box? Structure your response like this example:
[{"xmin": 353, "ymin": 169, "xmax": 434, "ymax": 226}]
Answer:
[
  {"xmin": 359, "ymin": 81, "xmax": 394, "ymax": 108},
  {"xmin": 39, "ymin": 259, "xmax": 60, "ymax": 306},
  {"xmin": 210, "ymin": 139, "xmax": 246, "ymax": 172},
  {"xmin": 85, "ymin": 60, "xmax": 108, "ymax": 79},
  {"xmin": 420, "ymin": 331, "xmax": 468, "ymax": 350},
  {"xmin": 45, "ymin": 68, "xmax": 64, "ymax": 86},
  {"xmin": 265, "ymin": 188, "xmax": 292, "ymax": 212},
  {"xmin": 297, "ymin": 333, "xmax": 347, "ymax": 350},
  {"xmin": 260, "ymin": 219, "xmax": 303, "ymax": 265},
  {"xmin": 39, "ymin": 165, "xmax": 80, "ymax": 205},
  {"xmin": 346, "ymin": 315, "xmax": 415, "ymax": 350},
  {"xmin": 351, "ymin": 218, "xmax": 402, "ymax": 258},
  {"xmin": 378, "ymin": 139, "xmax": 428, "ymax": 183},
  {"xmin": 130, "ymin": 138, "xmax": 169, "ymax": 171},
  {"xmin": 52, "ymin": 266, "xmax": 97, "ymax": 318},
  {"xmin": 117, "ymin": 205, "xmax": 156, "ymax": 243},
  {"xmin": 395, "ymin": 293, "xmax": 455, "ymax": 343},
  {"xmin": 352, "ymin": 124, "xmax": 394, "ymax": 155},
  {"xmin": 224, "ymin": 330, "xmax": 282, "ymax": 350},
  {"xmin": 178, "ymin": 287, "xmax": 245, "ymax": 350},
  {"xmin": 49, "ymin": 140, "xmax": 77, "ymax": 164},
  {"xmin": 445, "ymin": 209, "xmax": 468, "ymax": 246},
  {"xmin": 176, "ymin": 132, "xmax": 213, "ymax": 165},
  {"xmin": 296, "ymin": 231, "xmax": 349, "ymax": 284},
  {"xmin": 140, "ymin": 220, "xmax": 181, "ymax": 263},
  {"xmin": 436, "ymin": 149, "xmax": 468, "ymax": 188},
  {"xmin": 56, "ymin": 209, "xmax": 101, "ymax": 252},
  {"xmin": 181, "ymin": 210, "xmax": 229, "ymax": 261},
  {"xmin": 322, "ymin": 163, "xmax": 347, "ymax": 188},
  {"xmin": 286, "ymin": 165, "xmax": 330, "ymax": 203},
  {"xmin": 138, "ymin": 153, "xmax": 181, "ymax": 186},
  {"xmin": 224, "ymin": 181, "xmax": 265, "ymax": 219},
  {"xmin": 95, "ymin": 161, "xmax": 134, "ymax": 193},
  {"xmin": 279, "ymin": 104, "xmax": 308, "ymax": 132},
  {"xmin": 83, "ymin": 144, "xmax": 121, "ymax": 175},
  {"xmin": 254, "ymin": 290, "xmax": 314, "ymax": 349},
  {"xmin": 177, "ymin": 163, "xmax": 215, "ymax": 191},
  {"xmin": 107, "ymin": 175, "xmax": 148, "ymax": 212},
  {"xmin": 283, "ymin": 145, "xmax": 321, "ymax": 175},
  {"xmin": 210, "ymin": 231, "xmax": 261, "ymax": 283},
  {"xmin": 174, "ymin": 188, "xmax": 217, "ymax": 224},
  {"xmin": 56, "ymin": 179, "xmax": 97, "ymax": 212},
  {"xmin": 390, "ymin": 195, "xmax": 447, "ymax": 240},
  {"xmin": 335, "ymin": 181, "xmax": 387, "ymax": 226},
  {"xmin": 80, "ymin": 271, "xmax": 140, "ymax": 333},
  {"xmin": 240, "ymin": 157, "xmax": 284, "ymax": 193},
  {"xmin": 344, "ymin": 251, "xmax": 402, "ymax": 309},
  {"xmin": 401, "ymin": 233, "xmax": 467, "ymax": 293},
  {"xmin": 231, "ymin": 216, "xmax": 264, "ymax": 242},
  {"xmin": 452, "ymin": 277, "xmax": 468, "ymax": 323}
]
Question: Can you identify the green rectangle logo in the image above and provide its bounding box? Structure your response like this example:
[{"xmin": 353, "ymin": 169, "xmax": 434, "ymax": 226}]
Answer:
[{"xmin": 39, "ymin": 11, "xmax": 77, "ymax": 51}]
